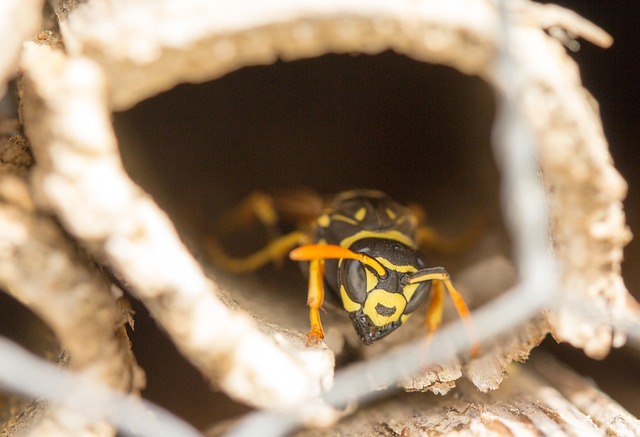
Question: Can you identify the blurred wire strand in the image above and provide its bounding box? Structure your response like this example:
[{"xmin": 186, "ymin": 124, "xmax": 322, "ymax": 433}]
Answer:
[{"xmin": 0, "ymin": 336, "xmax": 204, "ymax": 437}]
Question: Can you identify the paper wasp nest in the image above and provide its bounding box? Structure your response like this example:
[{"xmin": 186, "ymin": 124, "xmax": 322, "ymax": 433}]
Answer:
[{"xmin": 1, "ymin": 0, "xmax": 637, "ymax": 435}]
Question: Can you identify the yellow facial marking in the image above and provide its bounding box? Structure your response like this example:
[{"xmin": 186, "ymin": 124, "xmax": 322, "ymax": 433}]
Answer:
[
  {"xmin": 317, "ymin": 214, "xmax": 331, "ymax": 228},
  {"xmin": 402, "ymin": 282, "xmax": 420, "ymax": 302},
  {"xmin": 376, "ymin": 257, "xmax": 418, "ymax": 274},
  {"xmin": 354, "ymin": 207, "xmax": 367, "ymax": 222},
  {"xmin": 340, "ymin": 285, "xmax": 362, "ymax": 312},
  {"xmin": 339, "ymin": 230, "xmax": 415, "ymax": 250},
  {"xmin": 365, "ymin": 267, "xmax": 379, "ymax": 292},
  {"xmin": 363, "ymin": 289, "xmax": 407, "ymax": 327}
]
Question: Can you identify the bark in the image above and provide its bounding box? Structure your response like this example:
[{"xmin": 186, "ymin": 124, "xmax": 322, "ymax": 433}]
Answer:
[{"xmin": 290, "ymin": 352, "xmax": 640, "ymax": 437}]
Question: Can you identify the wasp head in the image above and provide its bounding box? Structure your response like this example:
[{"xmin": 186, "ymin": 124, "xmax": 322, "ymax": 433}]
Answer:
[{"xmin": 338, "ymin": 238, "xmax": 432, "ymax": 344}]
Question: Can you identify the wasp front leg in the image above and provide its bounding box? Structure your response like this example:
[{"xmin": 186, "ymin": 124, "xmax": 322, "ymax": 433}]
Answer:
[{"xmin": 306, "ymin": 258, "xmax": 326, "ymax": 345}]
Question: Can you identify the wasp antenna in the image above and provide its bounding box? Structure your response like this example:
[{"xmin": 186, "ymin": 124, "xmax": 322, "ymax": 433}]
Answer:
[
  {"xmin": 408, "ymin": 267, "xmax": 479, "ymax": 357},
  {"xmin": 290, "ymin": 244, "xmax": 387, "ymax": 277},
  {"xmin": 407, "ymin": 266, "xmax": 449, "ymax": 284}
]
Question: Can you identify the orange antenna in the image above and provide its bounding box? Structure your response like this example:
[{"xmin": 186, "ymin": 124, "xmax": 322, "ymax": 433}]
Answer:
[{"xmin": 290, "ymin": 244, "xmax": 387, "ymax": 277}]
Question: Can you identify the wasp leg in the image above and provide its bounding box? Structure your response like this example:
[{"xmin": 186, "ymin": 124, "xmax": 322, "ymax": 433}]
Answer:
[
  {"xmin": 306, "ymin": 258, "xmax": 325, "ymax": 346},
  {"xmin": 216, "ymin": 189, "xmax": 325, "ymax": 235},
  {"xmin": 211, "ymin": 190, "xmax": 323, "ymax": 272},
  {"xmin": 410, "ymin": 267, "xmax": 479, "ymax": 357},
  {"xmin": 268, "ymin": 188, "xmax": 325, "ymax": 225},
  {"xmin": 409, "ymin": 205, "xmax": 486, "ymax": 255},
  {"xmin": 205, "ymin": 231, "xmax": 309, "ymax": 273},
  {"xmin": 415, "ymin": 222, "xmax": 487, "ymax": 255},
  {"xmin": 215, "ymin": 191, "xmax": 281, "ymax": 239},
  {"xmin": 425, "ymin": 281, "xmax": 445, "ymax": 338},
  {"xmin": 415, "ymin": 225, "xmax": 484, "ymax": 255}
]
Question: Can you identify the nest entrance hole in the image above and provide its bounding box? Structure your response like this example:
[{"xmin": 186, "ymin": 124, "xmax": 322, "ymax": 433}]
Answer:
[{"xmin": 113, "ymin": 51, "xmax": 505, "ymax": 343}]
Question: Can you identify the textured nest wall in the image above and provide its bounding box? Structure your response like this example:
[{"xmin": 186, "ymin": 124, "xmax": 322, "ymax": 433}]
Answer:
[{"xmin": 1, "ymin": 0, "xmax": 638, "ymax": 435}]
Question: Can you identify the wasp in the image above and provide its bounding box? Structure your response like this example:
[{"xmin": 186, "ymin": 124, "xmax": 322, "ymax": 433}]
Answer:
[{"xmin": 206, "ymin": 189, "xmax": 477, "ymax": 348}]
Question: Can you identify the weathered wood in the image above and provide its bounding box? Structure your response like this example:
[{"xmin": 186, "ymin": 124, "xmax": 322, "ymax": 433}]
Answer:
[
  {"xmin": 0, "ymin": 0, "xmax": 44, "ymax": 98},
  {"xmin": 0, "ymin": 125, "xmax": 144, "ymax": 437},
  {"xmin": 291, "ymin": 352, "xmax": 640, "ymax": 436},
  {"xmin": 1, "ymin": 0, "xmax": 638, "ymax": 434},
  {"xmin": 24, "ymin": 0, "xmax": 631, "ymax": 402}
]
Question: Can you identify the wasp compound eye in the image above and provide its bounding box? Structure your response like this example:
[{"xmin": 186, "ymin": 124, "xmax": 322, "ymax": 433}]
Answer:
[
  {"xmin": 339, "ymin": 259, "xmax": 367, "ymax": 305},
  {"xmin": 403, "ymin": 281, "xmax": 432, "ymax": 314}
]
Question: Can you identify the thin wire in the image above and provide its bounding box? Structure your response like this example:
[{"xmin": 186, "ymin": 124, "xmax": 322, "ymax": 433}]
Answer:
[
  {"xmin": 225, "ymin": 1, "xmax": 557, "ymax": 435},
  {"xmin": 492, "ymin": 2, "xmax": 555, "ymax": 292},
  {"xmin": 0, "ymin": 336, "xmax": 204, "ymax": 437}
]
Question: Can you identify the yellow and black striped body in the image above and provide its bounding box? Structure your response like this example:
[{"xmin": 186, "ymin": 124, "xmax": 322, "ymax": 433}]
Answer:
[
  {"xmin": 314, "ymin": 190, "xmax": 433, "ymax": 344},
  {"xmin": 207, "ymin": 188, "xmax": 476, "ymax": 348}
]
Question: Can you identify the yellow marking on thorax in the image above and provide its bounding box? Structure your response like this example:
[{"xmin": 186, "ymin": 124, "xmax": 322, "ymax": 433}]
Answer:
[
  {"xmin": 317, "ymin": 214, "xmax": 331, "ymax": 228},
  {"xmin": 337, "ymin": 189, "xmax": 386, "ymax": 201},
  {"xmin": 354, "ymin": 207, "xmax": 367, "ymax": 222},
  {"xmin": 385, "ymin": 208, "xmax": 397, "ymax": 220},
  {"xmin": 331, "ymin": 214, "xmax": 359, "ymax": 225},
  {"xmin": 339, "ymin": 230, "xmax": 415, "ymax": 250}
]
